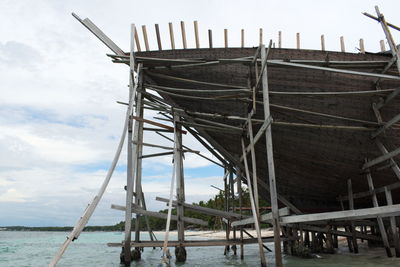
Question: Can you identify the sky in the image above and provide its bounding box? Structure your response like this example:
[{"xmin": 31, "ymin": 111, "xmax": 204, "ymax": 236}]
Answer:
[{"xmin": 0, "ymin": 0, "xmax": 399, "ymax": 227}]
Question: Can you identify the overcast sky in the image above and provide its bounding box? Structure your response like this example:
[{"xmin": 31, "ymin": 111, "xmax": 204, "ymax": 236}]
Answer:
[{"xmin": 1, "ymin": 0, "xmax": 399, "ymax": 227}]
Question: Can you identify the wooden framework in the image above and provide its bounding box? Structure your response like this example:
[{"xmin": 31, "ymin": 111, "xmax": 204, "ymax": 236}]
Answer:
[{"xmin": 50, "ymin": 6, "xmax": 400, "ymax": 267}]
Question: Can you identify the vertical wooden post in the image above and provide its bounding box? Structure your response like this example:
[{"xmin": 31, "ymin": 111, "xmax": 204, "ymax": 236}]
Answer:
[
  {"xmin": 326, "ymin": 225, "xmax": 334, "ymax": 254},
  {"xmin": 333, "ymin": 226, "xmax": 339, "ymax": 248},
  {"xmin": 134, "ymin": 99, "xmax": 145, "ymax": 245},
  {"xmin": 223, "ymin": 168, "xmax": 230, "ymax": 255},
  {"xmin": 168, "ymin": 22, "xmax": 175, "ymax": 50},
  {"xmin": 181, "ymin": 21, "xmax": 187, "ymax": 49},
  {"xmin": 261, "ymin": 43, "xmax": 283, "ymax": 267},
  {"xmin": 134, "ymin": 26, "xmax": 141, "ymax": 52},
  {"xmin": 208, "ymin": 29, "xmax": 213, "ymax": 48},
  {"xmin": 241, "ymin": 29, "xmax": 245, "ymax": 48},
  {"xmin": 278, "ymin": 31, "xmax": 282, "ymax": 48},
  {"xmin": 174, "ymin": 114, "xmax": 186, "ymax": 262},
  {"xmin": 155, "ymin": 24, "xmax": 162, "ymax": 50},
  {"xmin": 241, "ymin": 139, "xmax": 267, "ymax": 266},
  {"xmin": 142, "ymin": 25, "xmax": 149, "ymax": 51},
  {"xmin": 248, "ymin": 116, "xmax": 260, "ymax": 215},
  {"xmin": 366, "ymin": 166, "xmax": 393, "ymax": 257},
  {"xmin": 123, "ymin": 24, "xmax": 137, "ymax": 264},
  {"xmin": 174, "ymin": 114, "xmax": 185, "ymax": 243},
  {"xmin": 321, "ymin": 34, "xmax": 325, "ymax": 51},
  {"xmin": 259, "ymin": 28, "xmax": 263, "ymax": 46},
  {"xmin": 347, "ymin": 179, "xmax": 359, "ymax": 253},
  {"xmin": 340, "ymin": 36, "xmax": 346, "ymax": 52},
  {"xmin": 380, "ymin": 40, "xmax": 386, "ymax": 52},
  {"xmin": 384, "ymin": 187, "xmax": 400, "ymax": 257},
  {"xmin": 194, "ymin": 21, "xmax": 200, "ymax": 48},
  {"xmin": 229, "ymin": 170, "xmax": 237, "ymax": 255},
  {"xmin": 237, "ymin": 170, "xmax": 244, "ymax": 259},
  {"xmin": 359, "ymin": 38, "xmax": 365, "ymax": 54},
  {"xmin": 296, "ymin": 33, "xmax": 300, "ymax": 49},
  {"xmin": 224, "ymin": 29, "xmax": 228, "ymax": 48}
]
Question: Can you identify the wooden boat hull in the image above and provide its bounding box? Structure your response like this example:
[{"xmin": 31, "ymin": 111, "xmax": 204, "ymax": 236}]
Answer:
[{"xmin": 136, "ymin": 48, "xmax": 400, "ymax": 212}]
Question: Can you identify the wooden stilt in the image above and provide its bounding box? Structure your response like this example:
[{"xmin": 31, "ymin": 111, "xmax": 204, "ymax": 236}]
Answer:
[
  {"xmin": 241, "ymin": 139, "xmax": 267, "ymax": 266},
  {"xmin": 260, "ymin": 43, "xmax": 283, "ymax": 267},
  {"xmin": 365, "ymin": 165, "xmax": 393, "ymax": 257},
  {"xmin": 259, "ymin": 28, "xmax": 263, "ymax": 45},
  {"xmin": 174, "ymin": 115, "xmax": 185, "ymax": 243},
  {"xmin": 321, "ymin": 34, "xmax": 325, "ymax": 51},
  {"xmin": 348, "ymin": 179, "xmax": 359, "ymax": 253},
  {"xmin": 123, "ymin": 24, "xmax": 139, "ymax": 264},
  {"xmin": 380, "ymin": 40, "xmax": 386, "ymax": 52},
  {"xmin": 384, "ymin": 187, "xmax": 400, "ymax": 257},
  {"xmin": 237, "ymin": 170, "xmax": 244, "ymax": 259}
]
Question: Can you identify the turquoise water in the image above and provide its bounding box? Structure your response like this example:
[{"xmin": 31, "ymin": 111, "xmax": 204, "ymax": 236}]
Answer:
[{"xmin": 1, "ymin": 231, "xmax": 400, "ymax": 266}]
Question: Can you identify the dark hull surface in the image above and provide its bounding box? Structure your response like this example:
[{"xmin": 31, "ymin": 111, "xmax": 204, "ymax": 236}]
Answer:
[{"xmin": 136, "ymin": 48, "xmax": 400, "ymax": 212}]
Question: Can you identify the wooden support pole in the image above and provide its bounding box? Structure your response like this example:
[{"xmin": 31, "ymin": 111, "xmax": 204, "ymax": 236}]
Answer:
[
  {"xmin": 247, "ymin": 115, "xmax": 260, "ymax": 215},
  {"xmin": 340, "ymin": 36, "xmax": 345, "ymax": 52},
  {"xmin": 385, "ymin": 187, "xmax": 400, "ymax": 257},
  {"xmin": 362, "ymin": 146, "xmax": 400, "ymax": 169},
  {"xmin": 134, "ymin": 91, "xmax": 145, "ymax": 246},
  {"xmin": 366, "ymin": 166, "xmax": 393, "ymax": 257},
  {"xmin": 123, "ymin": 24, "xmax": 138, "ymax": 264},
  {"xmin": 173, "ymin": 114, "xmax": 185, "ymax": 245},
  {"xmin": 278, "ymin": 31, "xmax": 282, "ymax": 48},
  {"xmin": 375, "ymin": 6, "xmax": 400, "ymax": 73},
  {"xmin": 359, "ymin": 38, "xmax": 365, "ymax": 54},
  {"xmin": 168, "ymin": 23, "xmax": 175, "ymax": 50},
  {"xmin": 223, "ymin": 168, "xmax": 230, "ymax": 255},
  {"xmin": 224, "ymin": 29, "xmax": 228, "ymax": 48},
  {"xmin": 259, "ymin": 28, "xmax": 263, "ymax": 45},
  {"xmin": 372, "ymin": 113, "xmax": 400, "ymax": 138},
  {"xmin": 142, "ymin": 25, "xmax": 149, "ymax": 51},
  {"xmin": 348, "ymin": 179, "xmax": 359, "ymax": 253},
  {"xmin": 261, "ymin": 43, "xmax": 283, "ymax": 267},
  {"xmin": 155, "ymin": 24, "xmax": 162, "ymax": 50},
  {"xmin": 181, "ymin": 21, "xmax": 187, "ymax": 49},
  {"xmin": 321, "ymin": 34, "xmax": 325, "ymax": 51},
  {"xmin": 194, "ymin": 21, "xmax": 199, "ymax": 48},
  {"xmin": 296, "ymin": 33, "xmax": 300, "ymax": 49},
  {"xmin": 237, "ymin": 170, "xmax": 244, "ymax": 259},
  {"xmin": 241, "ymin": 29, "xmax": 244, "ymax": 48},
  {"xmin": 241, "ymin": 139, "xmax": 267, "ymax": 266},
  {"xmin": 376, "ymin": 140, "xmax": 400, "ymax": 180},
  {"xmin": 208, "ymin": 29, "xmax": 213, "ymax": 48},
  {"xmin": 134, "ymin": 26, "xmax": 141, "ymax": 52},
  {"xmin": 380, "ymin": 40, "xmax": 386, "ymax": 52}
]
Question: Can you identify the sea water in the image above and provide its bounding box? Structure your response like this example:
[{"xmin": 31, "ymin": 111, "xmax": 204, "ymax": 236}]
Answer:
[{"xmin": 1, "ymin": 231, "xmax": 400, "ymax": 267}]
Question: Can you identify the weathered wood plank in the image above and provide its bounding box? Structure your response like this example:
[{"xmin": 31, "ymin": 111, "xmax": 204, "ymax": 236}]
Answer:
[
  {"xmin": 281, "ymin": 204, "xmax": 400, "ymax": 224},
  {"xmin": 111, "ymin": 204, "xmax": 208, "ymax": 226},
  {"xmin": 231, "ymin": 207, "xmax": 290, "ymax": 227}
]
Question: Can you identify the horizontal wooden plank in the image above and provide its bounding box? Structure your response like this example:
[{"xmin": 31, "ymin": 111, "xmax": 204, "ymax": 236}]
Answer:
[
  {"xmin": 231, "ymin": 208, "xmax": 291, "ymax": 227},
  {"xmin": 281, "ymin": 204, "xmax": 400, "ymax": 224},
  {"xmin": 107, "ymin": 237, "xmax": 281, "ymax": 248},
  {"xmin": 111, "ymin": 204, "xmax": 207, "ymax": 226},
  {"xmin": 156, "ymin": 196, "xmax": 248, "ymax": 219}
]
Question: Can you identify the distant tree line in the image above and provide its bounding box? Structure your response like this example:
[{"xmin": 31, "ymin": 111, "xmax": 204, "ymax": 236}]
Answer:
[{"xmin": 3, "ymin": 188, "xmax": 270, "ymax": 232}]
